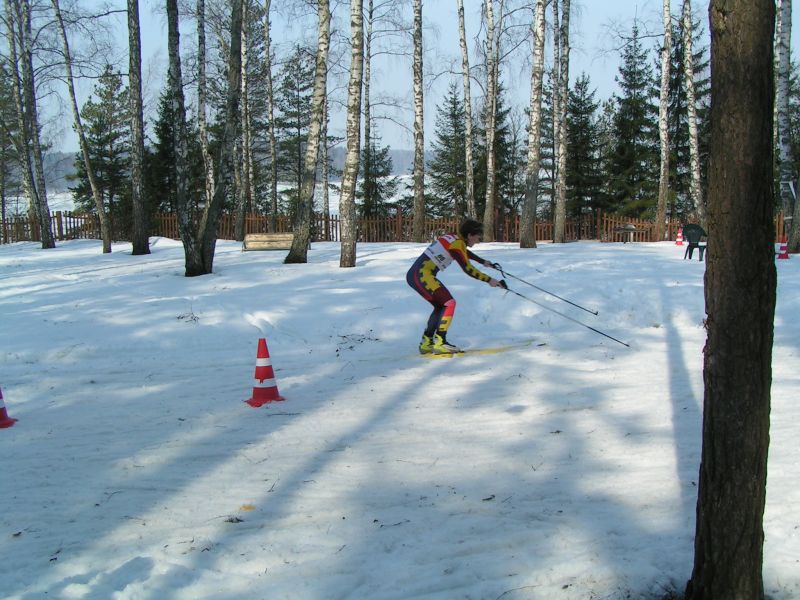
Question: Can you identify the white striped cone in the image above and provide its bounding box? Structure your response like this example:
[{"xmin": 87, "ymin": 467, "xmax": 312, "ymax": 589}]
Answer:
[
  {"xmin": 0, "ymin": 387, "xmax": 17, "ymax": 428},
  {"xmin": 246, "ymin": 338, "xmax": 285, "ymax": 407}
]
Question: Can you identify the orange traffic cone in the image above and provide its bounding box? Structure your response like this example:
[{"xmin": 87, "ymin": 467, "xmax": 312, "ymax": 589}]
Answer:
[
  {"xmin": 675, "ymin": 228, "xmax": 684, "ymax": 246},
  {"xmin": 245, "ymin": 338, "xmax": 285, "ymax": 407},
  {"xmin": 0, "ymin": 387, "xmax": 17, "ymax": 429},
  {"xmin": 777, "ymin": 236, "xmax": 790, "ymax": 260}
]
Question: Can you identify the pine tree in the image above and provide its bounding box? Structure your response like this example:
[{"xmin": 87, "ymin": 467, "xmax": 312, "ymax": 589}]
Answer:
[
  {"xmin": 474, "ymin": 82, "xmax": 516, "ymax": 221},
  {"xmin": 608, "ymin": 24, "xmax": 660, "ymax": 217},
  {"xmin": 68, "ymin": 66, "xmax": 132, "ymax": 237},
  {"xmin": 566, "ymin": 73, "xmax": 604, "ymax": 221},
  {"xmin": 428, "ymin": 82, "xmax": 467, "ymax": 218},
  {"xmin": 0, "ymin": 62, "xmax": 21, "ymax": 229},
  {"xmin": 357, "ymin": 124, "xmax": 398, "ymax": 218},
  {"xmin": 274, "ymin": 45, "xmax": 315, "ymax": 219}
]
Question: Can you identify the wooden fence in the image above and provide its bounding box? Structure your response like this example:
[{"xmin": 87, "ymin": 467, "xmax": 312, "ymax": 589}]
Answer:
[{"xmin": 2, "ymin": 209, "xmax": 786, "ymax": 245}]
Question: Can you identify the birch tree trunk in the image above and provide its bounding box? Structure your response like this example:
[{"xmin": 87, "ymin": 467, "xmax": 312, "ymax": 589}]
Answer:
[
  {"xmin": 263, "ymin": 0, "xmax": 278, "ymax": 232},
  {"xmin": 167, "ymin": 0, "xmax": 197, "ymax": 273},
  {"xmin": 363, "ymin": 0, "xmax": 373, "ymax": 217},
  {"xmin": 286, "ymin": 0, "xmax": 330, "ymax": 263},
  {"xmin": 553, "ymin": 0, "xmax": 569, "ymax": 244},
  {"xmin": 196, "ymin": 0, "xmax": 244, "ymax": 273},
  {"xmin": 520, "ymin": 0, "xmax": 546, "ymax": 248},
  {"xmin": 322, "ymin": 95, "xmax": 331, "ymax": 241},
  {"xmin": 340, "ymin": 0, "xmax": 364, "ymax": 266},
  {"xmin": 411, "ymin": 0, "xmax": 425, "ymax": 242},
  {"xmin": 235, "ymin": 1, "xmax": 251, "ymax": 242},
  {"xmin": 686, "ymin": 1, "xmax": 775, "ymax": 597},
  {"xmin": 655, "ymin": 0, "xmax": 671, "ymax": 241},
  {"xmin": 7, "ymin": 0, "xmax": 54, "ymax": 248},
  {"xmin": 126, "ymin": 0, "xmax": 149, "ymax": 254},
  {"xmin": 682, "ymin": 0, "xmax": 705, "ymax": 226},
  {"xmin": 197, "ymin": 0, "xmax": 215, "ymax": 213},
  {"xmin": 482, "ymin": 0, "xmax": 498, "ymax": 241},
  {"xmin": 776, "ymin": 0, "xmax": 798, "ymax": 251},
  {"xmin": 52, "ymin": 0, "xmax": 112, "ymax": 253},
  {"xmin": 457, "ymin": 0, "xmax": 476, "ymax": 218}
]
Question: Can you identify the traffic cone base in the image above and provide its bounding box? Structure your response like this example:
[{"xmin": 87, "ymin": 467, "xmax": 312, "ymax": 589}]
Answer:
[
  {"xmin": 245, "ymin": 338, "xmax": 285, "ymax": 407},
  {"xmin": 675, "ymin": 228, "xmax": 684, "ymax": 246},
  {"xmin": 0, "ymin": 388, "xmax": 17, "ymax": 429},
  {"xmin": 777, "ymin": 236, "xmax": 789, "ymax": 260}
]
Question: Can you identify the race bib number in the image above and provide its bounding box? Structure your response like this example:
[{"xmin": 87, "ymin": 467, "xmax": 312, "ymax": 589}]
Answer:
[{"xmin": 423, "ymin": 234, "xmax": 457, "ymax": 270}]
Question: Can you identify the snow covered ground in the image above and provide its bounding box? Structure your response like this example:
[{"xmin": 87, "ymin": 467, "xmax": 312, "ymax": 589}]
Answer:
[{"xmin": 1, "ymin": 238, "xmax": 798, "ymax": 600}]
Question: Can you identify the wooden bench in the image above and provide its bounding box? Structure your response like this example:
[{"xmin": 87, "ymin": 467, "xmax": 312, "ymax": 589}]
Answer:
[{"xmin": 242, "ymin": 232, "xmax": 294, "ymax": 251}]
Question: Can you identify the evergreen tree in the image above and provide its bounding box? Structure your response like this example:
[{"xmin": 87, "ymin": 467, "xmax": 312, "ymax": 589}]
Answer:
[
  {"xmin": 534, "ymin": 73, "xmax": 556, "ymax": 220},
  {"xmin": 566, "ymin": 73, "xmax": 605, "ymax": 221},
  {"xmin": 273, "ymin": 45, "xmax": 315, "ymax": 219},
  {"xmin": 0, "ymin": 62, "xmax": 22, "ymax": 225},
  {"xmin": 474, "ymin": 82, "xmax": 516, "ymax": 220},
  {"xmin": 608, "ymin": 24, "xmax": 660, "ymax": 217},
  {"xmin": 427, "ymin": 82, "xmax": 468, "ymax": 218},
  {"xmin": 148, "ymin": 87, "xmax": 206, "ymax": 216},
  {"xmin": 68, "ymin": 65, "xmax": 132, "ymax": 237},
  {"xmin": 357, "ymin": 123, "xmax": 398, "ymax": 218}
]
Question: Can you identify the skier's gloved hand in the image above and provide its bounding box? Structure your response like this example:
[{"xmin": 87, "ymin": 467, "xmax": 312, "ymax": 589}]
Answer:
[
  {"xmin": 489, "ymin": 261, "xmax": 502, "ymax": 271},
  {"xmin": 499, "ymin": 279, "xmax": 508, "ymax": 289}
]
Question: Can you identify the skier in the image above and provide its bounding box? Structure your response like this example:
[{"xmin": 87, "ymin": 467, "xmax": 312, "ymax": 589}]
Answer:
[{"xmin": 406, "ymin": 219, "xmax": 505, "ymax": 354}]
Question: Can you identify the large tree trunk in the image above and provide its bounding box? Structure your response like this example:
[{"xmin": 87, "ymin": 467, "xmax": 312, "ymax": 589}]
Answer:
[
  {"xmin": 167, "ymin": 0, "xmax": 198, "ymax": 274},
  {"xmin": 682, "ymin": 0, "xmax": 705, "ymax": 226},
  {"xmin": 285, "ymin": 0, "xmax": 329, "ymax": 263},
  {"xmin": 52, "ymin": 0, "xmax": 112, "ymax": 253},
  {"xmin": 552, "ymin": 0, "xmax": 569, "ymax": 243},
  {"xmin": 685, "ymin": 2, "xmax": 776, "ymax": 598},
  {"xmin": 482, "ymin": 0, "xmax": 498, "ymax": 241},
  {"xmin": 197, "ymin": 0, "xmax": 243, "ymax": 273},
  {"xmin": 520, "ymin": 0, "xmax": 546, "ymax": 249},
  {"xmin": 263, "ymin": 0, "xmax": 278, "ymax": 232},
  {"xmin": 456, "ymin": 0, "xmax": 476, "ymax": 219},
  {"xmin": 340, "ymin": 0, "xmax": 364, "ymax": 266},
  {"xmin": 127, "ymin": 0, "xmax": 149, "ymax": 255},
  {"xmin": 655, "ymin": 0, "xmax": 671, "ymax": 241},
  {"xmin": 411, "ymin": 0, "xmax": 425, "ymax": 242}
]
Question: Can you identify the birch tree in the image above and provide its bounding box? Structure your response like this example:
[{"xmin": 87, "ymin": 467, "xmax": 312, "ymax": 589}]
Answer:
[
  {"xmin": 234, "ymin": 0, "xmax": 252, "ymax": 242},
  {"xmin": 5, "ymin": 0, "xmax": 54, "ymax": 248},
  {"xmin": 552, "ymin": 0, "xmax": 570, "ymax": 243},
  {"xmin": 411, "ymin": 0, "xmax": 425, "ymax": 242},
  {"xmin": 520, "ymin": 0, "xmax": 546, "ymax": 248},
  {"xmin": 128, "ymin": 0, "xmax": 149, "ymax": 255},
  {"xmin": 456, "ymin": 0, "xmax": 476, "ymax": 218},
  {"xmin": 655, "ymin": 0, "xmax": 671, "ymax": 241},
  {"xmin": 482, "ymin": 0, "xmax": 498, "ymax": 241},
  {"xmin": 285, "ymin": 0, "xmax": 329, "ymax": 263},
  {"xmin": 172, "ymin": 0, "xmax": 244, "ymax": 276},
  {"xmin": 339, "ymin": 0, "xmax": 363, "ymax": 267},
  {"xmin": 197, "ymin": 0, "xmax": 215, "ymax": 215},
  {"xmin": 51, "ymin": 0, "xmax": 112, "ymax": 253},
  {"xmin": 776, "ymin": 0, "xmax": 798, "ymax": 251},
  {"xmin": 263, "ymin": 0, "xmax": 278, "ymax": 232},
  {"xmin": 681, "ymin": 0, "xmax": 705, "ymax": 226},
  {"xmin": 685, "ymin": 1, "xmax": 776, "ymax": 597}
]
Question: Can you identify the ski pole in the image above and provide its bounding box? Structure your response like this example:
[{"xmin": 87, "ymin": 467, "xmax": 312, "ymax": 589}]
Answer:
[
  {"xmin": 495, "ymin": 266, "xmax": 599, "ymax": 316},
  {"xmin": 501, "ymin": 285, "xmax": 630, "ymax": 348}
]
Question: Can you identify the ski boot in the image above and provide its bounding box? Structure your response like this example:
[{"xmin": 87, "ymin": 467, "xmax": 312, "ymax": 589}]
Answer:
[
  {"xmin": 432, "ymin": 333, "xmax": 462, "ymax": 355},
  {"xmin": 419, "ymin": 333, "xmax": 434, "ymax": 354}
]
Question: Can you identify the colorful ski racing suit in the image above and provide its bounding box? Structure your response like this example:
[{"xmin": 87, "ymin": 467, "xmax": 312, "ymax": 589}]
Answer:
[{"xmin": 406, "ymin": 233, "xmax": 492, "ymax": 337}]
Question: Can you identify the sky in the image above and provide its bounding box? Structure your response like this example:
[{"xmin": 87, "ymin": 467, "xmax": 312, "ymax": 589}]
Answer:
[
  {"xmin": 1, "ymin": 235, "xmax": 799, "ymax": 599},
  {"xmin": 53, "ymin": 0, "xmax": 800, "ymax": 154}
]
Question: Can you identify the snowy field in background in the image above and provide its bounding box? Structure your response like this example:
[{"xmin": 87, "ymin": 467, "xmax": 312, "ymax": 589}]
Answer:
[{"xmin": 1, "ymin": 238, "xmax": 798, "ymax": 599}]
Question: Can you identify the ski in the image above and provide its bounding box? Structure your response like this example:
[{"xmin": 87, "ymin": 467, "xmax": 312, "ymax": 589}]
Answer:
[{"xmin": 420, "ymin": 339, "xmax": 543, "ymax": 358}]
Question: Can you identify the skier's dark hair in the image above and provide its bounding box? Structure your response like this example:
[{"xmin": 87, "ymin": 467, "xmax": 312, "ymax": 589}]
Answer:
[{"xmin": 459, "ymin": 219, "xmax": 484, "ymax": 238}]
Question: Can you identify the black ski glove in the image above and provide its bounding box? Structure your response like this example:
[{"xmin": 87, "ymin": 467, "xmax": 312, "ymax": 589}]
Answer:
[
  {"xmin": 488, "ymin": 261, "xmax": 502, "ymax": 271},
  {"xmin": 499, "ymin": 279, "xmax": 508, "ymax": 289}
]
